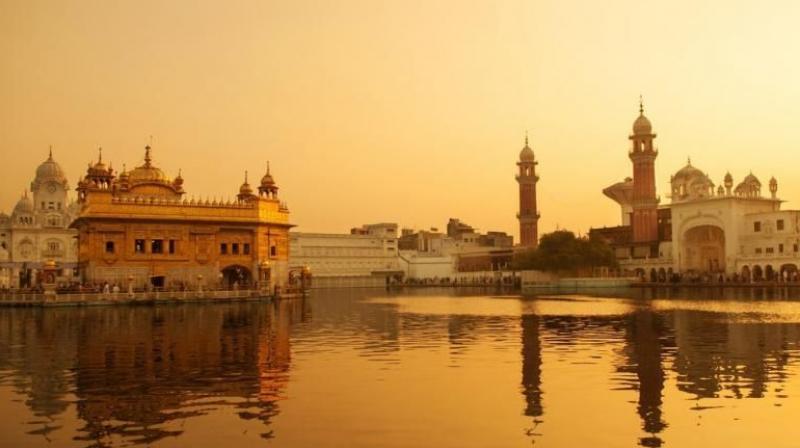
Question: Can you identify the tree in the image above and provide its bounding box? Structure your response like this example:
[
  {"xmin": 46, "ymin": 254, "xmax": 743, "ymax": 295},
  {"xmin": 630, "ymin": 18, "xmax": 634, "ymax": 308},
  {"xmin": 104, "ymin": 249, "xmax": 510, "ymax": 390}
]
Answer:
[{"xmin": 513, "ymin": 230, "xmax": 617, "ymax": 274}]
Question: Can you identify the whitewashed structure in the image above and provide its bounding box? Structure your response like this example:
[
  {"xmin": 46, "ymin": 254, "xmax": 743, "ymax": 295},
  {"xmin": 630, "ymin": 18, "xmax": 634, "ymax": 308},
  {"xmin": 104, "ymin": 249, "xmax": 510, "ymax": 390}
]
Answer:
[
  {"xmin": 289, "ymin": 223, "xmax": 402, "ymax": 288},
  {"xmin": 593, "ymin": 105, "xmax": 800, "ymax": 281},
  {"xmin": 0, "ymin": 150, "xmax": 80, "ymax": 288}
]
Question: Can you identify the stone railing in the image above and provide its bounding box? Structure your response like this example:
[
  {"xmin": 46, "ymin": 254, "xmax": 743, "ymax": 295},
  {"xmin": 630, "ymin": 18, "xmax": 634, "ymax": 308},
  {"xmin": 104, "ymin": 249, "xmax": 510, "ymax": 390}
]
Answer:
[
  {"xmin": 110, "ymin": 195, "xmax": 257, "ymax": 209},
  {"xmin": 0, "ymin": 289, "xmax": 281, "ymax": 306}
]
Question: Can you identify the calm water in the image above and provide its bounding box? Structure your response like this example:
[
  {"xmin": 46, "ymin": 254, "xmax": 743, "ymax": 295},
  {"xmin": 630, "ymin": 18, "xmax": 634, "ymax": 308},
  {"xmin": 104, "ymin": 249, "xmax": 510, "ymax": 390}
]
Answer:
[{"xmin": 3, "ymin": 288, "xmax": 800, "ymax": 447}]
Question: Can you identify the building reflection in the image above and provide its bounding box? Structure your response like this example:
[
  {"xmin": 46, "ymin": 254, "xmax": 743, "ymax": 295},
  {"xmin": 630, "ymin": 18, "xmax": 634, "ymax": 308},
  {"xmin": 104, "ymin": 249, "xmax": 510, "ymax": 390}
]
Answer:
[
  {"xmin": 0, "ymin": 308, "xmax": 78, "ymax": 439},
  {"xmin": 0, "ymin": 300, "xmax": 303, "ymax": 446},
  {"xmin": 520, "ymin": 314, "xmax": 543, "ymax": 420},
  {"xmin": 671, "ymin": 311, "xmax": 797, "ymax": 401},
  {"xmin": 620, "ymin": 310, "xmax": 671, "ymax": 447}
]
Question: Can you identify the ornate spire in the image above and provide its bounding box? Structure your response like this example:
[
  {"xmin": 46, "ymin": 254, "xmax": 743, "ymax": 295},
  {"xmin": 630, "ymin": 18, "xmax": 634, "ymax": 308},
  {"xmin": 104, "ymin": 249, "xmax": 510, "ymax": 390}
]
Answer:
[
  {"xmin": 639, "ymin": 94, "xmax": 644, "ymax": 115},
  {"xmin": 48, "ymin": 145, "xmax": 53, "ymax": 160},
  {"xmin": 525, "ymin": 130, "xmax": 529, "ymax": 147},
  {"xmin": 267, "ymin": 161, "xmax": 270, "ymax": 175},
  {"xmin": 98, "ymin": 147, "xmax": 103, "ymax": 163},
  {"xmin": 144, "ymin": 145, "xmax": 152, "ymax": 167}
]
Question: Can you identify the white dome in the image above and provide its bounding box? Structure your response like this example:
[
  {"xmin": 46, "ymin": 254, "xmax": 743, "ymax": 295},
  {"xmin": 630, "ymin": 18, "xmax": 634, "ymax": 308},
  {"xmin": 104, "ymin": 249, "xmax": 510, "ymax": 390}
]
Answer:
[
  {"xmin": 32, "ymin": 151, "xmax": 69, "ymax": 190},
  {"xmin": 13, "ymin": 194, "xmax": 34, "ymax": 215}
]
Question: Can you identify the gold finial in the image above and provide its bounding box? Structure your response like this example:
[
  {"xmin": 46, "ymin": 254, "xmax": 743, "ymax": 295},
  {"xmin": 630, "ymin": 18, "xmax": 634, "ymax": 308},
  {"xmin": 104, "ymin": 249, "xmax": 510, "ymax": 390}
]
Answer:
[
  {"xmin": 687, "ymin": 156, "xmax": 691, "ymax": 165},
  {"xmin": 267, "ymin": 161, "xmax": 270, "ymax": 174},
  {"xmin": 48, "ymin": 145, "xmax": 53, "ymax": 160},
  {"xmin": 525, "ymin": 130, "xmax": 529, "ymax": 147},
  {"xmin": 245, "ymin": 170, "xmax": 249, "ymax": 183},
  {"xmin": 98, "ymin": 147, "xmax": 103, "ymax": 163},
  {"xmin": 639, "ymin": 95, "xmax": 644, "ymax": 114},
  {"xmin": 144, "ymin": 144, "xmax": 152, "ymax": 167}
]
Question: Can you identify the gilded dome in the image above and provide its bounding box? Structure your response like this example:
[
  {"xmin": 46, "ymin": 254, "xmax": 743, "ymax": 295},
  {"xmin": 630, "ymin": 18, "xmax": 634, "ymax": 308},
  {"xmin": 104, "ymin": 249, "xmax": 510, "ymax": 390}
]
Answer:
[
  {"xmin": 239, "ymin": 171, "xmax": 254, "ymax": 196},
  {"xmin": 127, "ymin": 146, "xmax": 169, "ymax": 184},
  {"xmin": 173, "ymin": 169, "xmax": 184, "ymax": 187},
  {"xmin": 128, "ymin": 165, "xmax": 168, "ymax": 183},
  {"xmin": 261, "ymin": 170, "xmax": 275, "ymax": 187},
  {"xmin": 239, "ymin": 181, "xmax": 253, "ymax": 195}
]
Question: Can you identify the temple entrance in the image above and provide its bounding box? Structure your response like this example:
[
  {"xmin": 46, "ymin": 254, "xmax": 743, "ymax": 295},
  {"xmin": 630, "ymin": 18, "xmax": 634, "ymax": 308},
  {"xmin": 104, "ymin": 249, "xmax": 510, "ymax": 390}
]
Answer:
[
  {"xmin": 682, "ymin": 225, "xmax": 725, "ymax": 273},
  {"xmin": 150, "ymin": 276, "xmax": 165, "ymax": 289},
  {"xmin": 221, "ymin": 265, "xmax": 252, "ymax": 289}
]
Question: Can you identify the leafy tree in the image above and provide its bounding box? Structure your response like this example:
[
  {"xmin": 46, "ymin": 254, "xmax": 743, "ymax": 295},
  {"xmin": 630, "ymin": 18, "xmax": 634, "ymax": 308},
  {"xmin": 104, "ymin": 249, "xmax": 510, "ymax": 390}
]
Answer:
[{"xmin": 513, "ymin": 230, "xmax": 617, "ymax": 274}]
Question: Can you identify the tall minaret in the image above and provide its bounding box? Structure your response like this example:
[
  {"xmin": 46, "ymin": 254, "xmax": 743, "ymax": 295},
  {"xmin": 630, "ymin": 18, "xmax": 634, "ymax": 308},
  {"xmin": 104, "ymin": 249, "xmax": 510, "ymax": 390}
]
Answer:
[
  {"xmin": 517, "ymin": 135, "xmax": 540, "ymax": 248},
  {"xmin": 629, "ymin": 98, "xmax": 659, "ymax": 243}
]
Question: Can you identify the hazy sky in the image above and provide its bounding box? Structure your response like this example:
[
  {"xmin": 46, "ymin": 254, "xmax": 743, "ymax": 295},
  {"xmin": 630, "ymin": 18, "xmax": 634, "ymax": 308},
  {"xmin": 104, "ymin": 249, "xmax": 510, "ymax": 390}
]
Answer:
[{"xmin": 2, "ymin": 0, "xmax": 800, "ymax": 239}]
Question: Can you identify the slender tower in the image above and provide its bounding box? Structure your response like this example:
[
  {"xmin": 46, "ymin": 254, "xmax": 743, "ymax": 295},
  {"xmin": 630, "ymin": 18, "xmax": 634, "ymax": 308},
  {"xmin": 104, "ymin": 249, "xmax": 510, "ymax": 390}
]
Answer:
[
  {"xmin": 629, "ymin": 98, "xmax": 659, "ymax": 243},
  {"xmin": 517, "ymin": 135, "xmax": 540, "ymax": 248}
]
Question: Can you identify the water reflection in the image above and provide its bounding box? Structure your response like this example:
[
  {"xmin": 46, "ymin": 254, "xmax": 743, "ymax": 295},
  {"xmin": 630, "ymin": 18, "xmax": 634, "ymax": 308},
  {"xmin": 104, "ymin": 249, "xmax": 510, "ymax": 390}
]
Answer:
[
  {"xmin": 0, "ymin": 300, "xmax": 308, "ymax": 446},
  {"xmin": 4, "ymin": 288, "xmax": 800, "ymax": 447}
]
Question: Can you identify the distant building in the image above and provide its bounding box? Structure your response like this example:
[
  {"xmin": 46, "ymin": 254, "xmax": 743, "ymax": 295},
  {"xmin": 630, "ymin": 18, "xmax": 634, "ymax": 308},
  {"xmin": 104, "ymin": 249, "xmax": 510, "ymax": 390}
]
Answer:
[
  {"xmin": 289, "ymin": 223, "xmax": 401, "ymax": 287},
  {"xmin": 517, "ymin": 136, "xmax": 540, "ymax": 248},
  {"xmin": 71, "ymin": 146, "xmax": 292, "ymax": 290},
  {"xmin": 591, "ymin": 100, "xmax": 800, "ymax": 281},
  {"xmin": 398, "ymin": 219, "xmax": 514, "ymax": 276},
  {"xmin": 0, "ymin": 150, "xmax": 80, "ymax": 288}
]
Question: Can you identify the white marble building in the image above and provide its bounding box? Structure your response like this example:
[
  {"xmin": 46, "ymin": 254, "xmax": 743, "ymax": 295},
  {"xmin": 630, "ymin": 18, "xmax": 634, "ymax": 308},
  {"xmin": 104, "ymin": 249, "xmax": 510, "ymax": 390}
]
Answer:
[
  {"xmin": 0, "ymin": 150, "xmax": 79, "ymax": 288},
  {"xmin": 603, "ymin": 158, "xmax": 800, "ymax": 281},
  {"xmin": 289, "ymin": 223, "xmax": 402, "ymax": 287}
]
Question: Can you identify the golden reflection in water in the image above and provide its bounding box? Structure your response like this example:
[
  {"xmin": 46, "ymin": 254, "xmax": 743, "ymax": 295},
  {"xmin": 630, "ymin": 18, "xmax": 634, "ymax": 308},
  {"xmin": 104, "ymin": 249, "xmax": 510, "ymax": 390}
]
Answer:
[
  {"xmin": 3, "ymin": 288, "xmax": 800, "ymax": 447},
  {"xmin": 367, "ymin": 294, "xmax": 637, "ymax": 317}
]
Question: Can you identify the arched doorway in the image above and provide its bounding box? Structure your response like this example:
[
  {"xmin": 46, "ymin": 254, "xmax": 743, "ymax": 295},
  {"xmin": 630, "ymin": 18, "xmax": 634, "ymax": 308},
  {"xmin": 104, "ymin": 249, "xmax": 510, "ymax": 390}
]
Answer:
[
  {"xmin": 780, "ymin": 264, "xmax": 798, "ymax": 282},
  {"xmin": 658, "ymin": 268, "xmax": 667, "ymax": 283},
  {"xmin": 741, "ymin": 265, "xmax": 751, "ymax": 282},
  {"xmin": 765, "ymin": 265, "xmax": 776, "ymax": 282},
  {"xmin": 753, "ymin": 265, "xmax": 764, "ymax": 282},
  {"xmin": 221, "ymin": 265, "xmax": 252, "ymax": 289},
  {"xmin": 682, "ymin": 225, "xmax": 725, "ymax": 273}
]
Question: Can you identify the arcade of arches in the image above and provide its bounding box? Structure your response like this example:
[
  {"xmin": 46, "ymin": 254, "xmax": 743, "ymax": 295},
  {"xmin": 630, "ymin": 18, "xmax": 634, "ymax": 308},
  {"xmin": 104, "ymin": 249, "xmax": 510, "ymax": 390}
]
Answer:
[{"xmin": 740, "ymin": 264, "xmax": 799, "ymax": 282}]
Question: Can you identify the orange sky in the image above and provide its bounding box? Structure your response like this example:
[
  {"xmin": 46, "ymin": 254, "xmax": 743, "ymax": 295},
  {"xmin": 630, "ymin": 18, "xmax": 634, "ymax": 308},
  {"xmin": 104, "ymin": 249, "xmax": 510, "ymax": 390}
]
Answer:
[{"xmin": 2, "ymin": 0, "xmax": 800, "ymax": 240}]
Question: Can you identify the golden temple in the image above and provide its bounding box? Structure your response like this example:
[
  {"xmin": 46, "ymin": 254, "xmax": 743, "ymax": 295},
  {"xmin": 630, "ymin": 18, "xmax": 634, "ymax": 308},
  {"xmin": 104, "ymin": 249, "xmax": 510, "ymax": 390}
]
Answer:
[{"xmin": 71, "ymin": 145, "xmax": 292, "ymax": 291}]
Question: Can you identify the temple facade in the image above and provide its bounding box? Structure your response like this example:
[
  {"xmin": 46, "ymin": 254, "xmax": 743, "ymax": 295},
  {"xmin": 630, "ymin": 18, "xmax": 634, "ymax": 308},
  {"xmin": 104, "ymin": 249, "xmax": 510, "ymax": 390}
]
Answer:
[
  {"xmin": 592, "ymin": 102, "xmax": 800, "ymax": 281},
  {"xmin": 71, "ymin": 146, "xmax": 293, "ymax": 290},
  {"xmin": 0, "ymin": 150, "xmax": 80, "ymax": 288}
]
